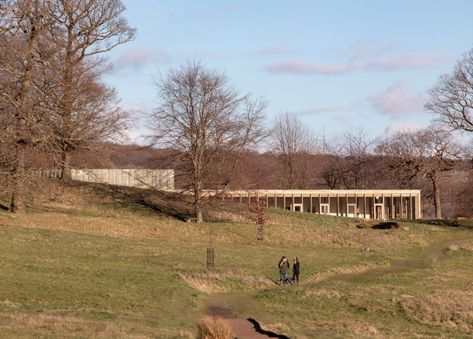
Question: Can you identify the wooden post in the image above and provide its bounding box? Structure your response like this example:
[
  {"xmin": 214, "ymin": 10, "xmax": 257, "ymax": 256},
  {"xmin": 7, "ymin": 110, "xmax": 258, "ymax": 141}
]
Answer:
[
  {"xmin": 364, "ymin": 194, "xmax": 366, "ymax": 219},
  {"xmin": 292, "ymin": 194, "xmax": 295, "ymax": 211},
  {"xmin": 391, "ymin": 194, "xmax": 394, "ymax": 219},
  {"xmin": 266, "ymin": 194, "xmax": 269, "ymax": 208},
  {"xmin": 283, "ymin": 193, "xmax": 286, "ymax": 210},
  {"xmin": 310, "ymin": 193, "xmax": 313, "ymax": 213},
  {"xmin": 319, "ymin": 193, "xmax": 321, "ymax": 214}
]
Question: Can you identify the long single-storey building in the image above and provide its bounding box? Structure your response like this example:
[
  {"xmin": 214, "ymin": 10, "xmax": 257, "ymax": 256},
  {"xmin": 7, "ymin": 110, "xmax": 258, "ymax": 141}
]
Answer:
[{"xmin": 223, "ymin": 189, "xmax": 422, "ymax": 220}]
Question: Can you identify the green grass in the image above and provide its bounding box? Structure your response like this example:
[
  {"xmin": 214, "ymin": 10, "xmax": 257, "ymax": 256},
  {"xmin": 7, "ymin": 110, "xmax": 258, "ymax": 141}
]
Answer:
[{"xmin": 0, "ymin": 190, "xmax": 472, "ymax": 338}]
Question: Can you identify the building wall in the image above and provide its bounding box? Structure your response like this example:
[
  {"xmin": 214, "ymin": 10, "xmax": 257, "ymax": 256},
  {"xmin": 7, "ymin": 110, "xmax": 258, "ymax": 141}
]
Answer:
[
  {"xmin": 225, "ymin": 189, "xmax": 421, "ymax": 220},
  {"xmin": 71, "ymin": 169, "xmax": 175, "ymax": 190}
]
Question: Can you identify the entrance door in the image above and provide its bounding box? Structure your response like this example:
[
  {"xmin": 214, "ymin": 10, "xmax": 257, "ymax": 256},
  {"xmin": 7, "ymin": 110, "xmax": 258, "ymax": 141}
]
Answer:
[
  {"xmin": 374, "ymin": 204, "xmax": 384, "ymax": 220},
  {"xmin": 292, "ymin": 203, "xmax": 303, "ymax": 212},
  {"xmin": 320, "ymin": 204, "xmax": 329, "ymax": 215},
  {"xmin": 347, "ymin": 204, "xmax": 357, "ymax": 217}
]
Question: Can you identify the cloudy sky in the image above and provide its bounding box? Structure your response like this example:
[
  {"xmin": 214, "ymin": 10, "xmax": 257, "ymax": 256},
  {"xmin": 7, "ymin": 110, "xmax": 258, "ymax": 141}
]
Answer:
[{"xmin": 104, "ymin": 0, "xmax": 473, "ymax": 144}]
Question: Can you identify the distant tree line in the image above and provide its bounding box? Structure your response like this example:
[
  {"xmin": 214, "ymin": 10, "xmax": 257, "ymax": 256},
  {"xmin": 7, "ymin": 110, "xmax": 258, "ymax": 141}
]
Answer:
[{"xmin": 1, "ymin": 1, "xmax": 472, "ymax": 221}]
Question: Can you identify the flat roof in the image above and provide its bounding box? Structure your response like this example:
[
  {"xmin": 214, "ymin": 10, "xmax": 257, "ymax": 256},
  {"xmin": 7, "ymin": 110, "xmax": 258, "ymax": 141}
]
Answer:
[{"xmin": 224, "ymin": 189, "xmax": 421, "ymax": 196}]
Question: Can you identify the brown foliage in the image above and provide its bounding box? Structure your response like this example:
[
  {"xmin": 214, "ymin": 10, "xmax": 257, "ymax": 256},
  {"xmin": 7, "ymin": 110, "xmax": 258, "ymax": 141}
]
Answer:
[{"xmin": 196, "ymin": 316, "xmax": 232, "ymax": 339}]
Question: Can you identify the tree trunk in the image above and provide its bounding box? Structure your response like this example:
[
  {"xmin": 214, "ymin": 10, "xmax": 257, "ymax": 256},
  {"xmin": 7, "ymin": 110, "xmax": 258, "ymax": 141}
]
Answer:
[
  {"xmin": 60, "ymin": 145, "xmax": 71, "ymax": 181},
  {"xmin": 432, "ymin": 172, "xmax": 442, "ymax": 219},
  {"xmin": 10, "ymin": 144, "xmax": 26, "ymax": 213},
  {"xmin": 194, "ymin": 183, "xmax": 203, "ymax": 223}
]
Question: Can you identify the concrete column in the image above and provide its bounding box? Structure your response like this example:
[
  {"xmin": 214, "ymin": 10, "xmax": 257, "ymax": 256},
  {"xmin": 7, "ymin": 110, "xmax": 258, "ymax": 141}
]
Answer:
[
  {"xmin": 310, "ymin": 193, "xmax": 313, "ymax": 213},
  {"xmin": 381, "ymin": 193, "xmax": 386, "ymax": 220},
  {"xmin": 346, "ymin": 194, "xmax": 349, "ymax": 217},
  {"xmin": 372, "ymin": 194, "xmax": 375, "ymax": 219},
  {"xmin": 400, "ymin": 194, "xmax": 403, "ymax": 219},
  {"xmin": 319, "ymin": 194, "xmax": 322, "ymax": 214},
  {"xmin": 292, "ymin": 194, "xmax": 295, "ymax": 211},
  {"xmin": 336, "ymin": 194, "xmax": 339, "ymax": 216},
  {"xmin": 354, "ymin": 193, "xmax": 358, "ymax": 218},
  {"xmin": 416, "ymin": 193, "xmax": 422, "ymax": 219},
  {"xmin": 409, "ymin": 194, "xmax": 413, "ymax": 220},
  {"xmin": 283, "ymin": 193, "xmax": 286, "ymax": 210},
  {"xmin": 363, "ymin": 194, "xmax": 366, "ymax": 218}
]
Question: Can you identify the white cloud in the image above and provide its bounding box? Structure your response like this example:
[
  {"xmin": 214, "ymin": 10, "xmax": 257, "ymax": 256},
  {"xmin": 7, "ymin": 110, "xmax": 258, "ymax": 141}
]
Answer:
[
  {"xmin": 263, "ymin": 51, "xmax": 445, "ymax": 76},
  {"xmin": 113, "ymin": 47, "xmax": 169, "ymax": 72},
  {"xmin": 368, "ymin": 81, "xmax": 427, "ymax": 117}
]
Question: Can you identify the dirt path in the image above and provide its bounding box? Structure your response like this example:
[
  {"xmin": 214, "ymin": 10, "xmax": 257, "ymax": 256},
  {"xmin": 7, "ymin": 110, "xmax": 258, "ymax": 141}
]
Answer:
[
  {"xmin": 332, "ymin": 237, "xmax": 473, "ymax": 282},
  {"xmin": 205, "ymin": 302, "xmax": 289, "ymax": 338},
  {"xmin": 203, "ymin": 237, "xmax": 472, "ymax": 338}
]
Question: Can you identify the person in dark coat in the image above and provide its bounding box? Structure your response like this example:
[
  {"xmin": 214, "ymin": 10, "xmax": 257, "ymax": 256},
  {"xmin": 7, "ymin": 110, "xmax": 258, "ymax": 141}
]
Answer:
[
  {"xmin": 292, "ymin": 257, "xmax": 300, "ymax": 285},
  {"xmin": 278, "ymin": 256, "xmax": 290, "ymax": 283}
]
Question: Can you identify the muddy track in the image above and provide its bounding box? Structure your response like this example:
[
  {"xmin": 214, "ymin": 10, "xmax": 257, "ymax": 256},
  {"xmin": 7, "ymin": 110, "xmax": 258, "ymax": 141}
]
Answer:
[
  {"xmin": 205, "ymin": 304, "xmax": 289, "ymax": 338},
  {"xmin": 204, "ymin": 237, "xmax": 473, "ymax": 338}
]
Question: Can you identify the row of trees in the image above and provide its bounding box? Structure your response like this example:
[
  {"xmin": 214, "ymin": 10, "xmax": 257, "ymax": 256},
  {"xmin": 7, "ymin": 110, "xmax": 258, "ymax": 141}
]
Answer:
[
  {"xmin": 1, "ymin": 2, "xmax": 472, "ymax": 222},
  {"xmin": 149, "ymin": 58, "xmax": 471, "ymax": 222},
  {"xmin": 0, "ymin": 0, "xmax": 134, "ymax": 211}
]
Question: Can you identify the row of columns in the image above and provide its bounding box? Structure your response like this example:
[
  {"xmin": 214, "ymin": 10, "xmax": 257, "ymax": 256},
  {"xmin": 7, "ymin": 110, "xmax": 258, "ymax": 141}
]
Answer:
[{"xmin": 227, "ymin": 192, "xmax": 420, "ymax": 220}]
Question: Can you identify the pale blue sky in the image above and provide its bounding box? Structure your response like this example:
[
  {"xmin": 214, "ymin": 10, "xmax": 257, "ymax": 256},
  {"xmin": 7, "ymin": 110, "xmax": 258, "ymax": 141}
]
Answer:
[{"xmin": 104, "ymin": 0, "xmax": 473, "ymax": 144}]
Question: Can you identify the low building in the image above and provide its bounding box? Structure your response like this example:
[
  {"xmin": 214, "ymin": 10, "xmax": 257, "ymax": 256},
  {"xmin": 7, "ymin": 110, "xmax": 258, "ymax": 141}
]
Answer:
[{"xmin": 224, "ymin": 189, "xmax": 421, "ymax": 220}]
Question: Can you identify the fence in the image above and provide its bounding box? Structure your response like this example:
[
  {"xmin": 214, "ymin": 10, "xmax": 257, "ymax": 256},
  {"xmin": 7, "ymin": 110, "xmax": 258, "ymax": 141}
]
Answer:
[{"xmin": 37, "ymin": 169, "xmax": 174, "ymax": 190}]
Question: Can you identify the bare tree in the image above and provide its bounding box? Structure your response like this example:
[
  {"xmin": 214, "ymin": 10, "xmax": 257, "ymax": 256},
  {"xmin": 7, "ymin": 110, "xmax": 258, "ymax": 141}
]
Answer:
[
  {"xmin": 150, "ymin": 62, "xmax": 266, "ymax": 223},
  {"xmin": 270, "ymin": 112, "xmax": 316, "ymax": 189},
  {"xmin": 426, "ymin": 48, "xmax": 473, "ymax": 133},
  {"xmin": 0, "ymin": 0, "xmax": 53, "ymax": 212},
  {"xmin": 376, "ymin": 126, "xmax": 463, "ymax": 219},
  {"xmin": 45, "ymin": 0, "xmax": 135, "ymax": 180},
  {"xmin": 321, "ymin": 128, "xmax": 373, "ymax": 189}
]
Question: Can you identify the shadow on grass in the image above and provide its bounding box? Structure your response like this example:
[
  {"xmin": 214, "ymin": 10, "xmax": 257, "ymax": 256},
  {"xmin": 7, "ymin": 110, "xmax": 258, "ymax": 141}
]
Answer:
[
  {"xmin": 87, "ymin": 183, "xmax": 194, "ymax": 222},
  {"xmin": 418, "ymin": 219, "xmax": 473, "ymax": 229},
  {"xmin": 247, "ymin": 318, "xmax": 290, "ymax": 339}
]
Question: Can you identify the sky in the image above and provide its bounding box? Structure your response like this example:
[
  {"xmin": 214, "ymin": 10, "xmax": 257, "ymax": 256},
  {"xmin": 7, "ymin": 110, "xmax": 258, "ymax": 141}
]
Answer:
[{"xmin": 103, "ymin": 0, "xmax": 473, "ymax": 145}]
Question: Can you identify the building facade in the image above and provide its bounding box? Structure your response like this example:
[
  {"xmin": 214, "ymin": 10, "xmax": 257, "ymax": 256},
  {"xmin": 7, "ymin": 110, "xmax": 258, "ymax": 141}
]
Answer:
[{"xmin": 224, "ymin": 189, "xmax": 421, "ymax": 220}]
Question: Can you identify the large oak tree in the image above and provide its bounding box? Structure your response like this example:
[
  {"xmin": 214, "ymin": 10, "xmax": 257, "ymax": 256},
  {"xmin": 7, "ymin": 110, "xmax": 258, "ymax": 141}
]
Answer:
[{"xmin": 150, "ymin": 62, "xmax": 266, "ymax": 223}]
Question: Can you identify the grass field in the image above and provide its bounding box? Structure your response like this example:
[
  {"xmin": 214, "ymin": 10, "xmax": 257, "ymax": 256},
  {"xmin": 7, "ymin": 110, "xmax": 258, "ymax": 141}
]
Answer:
[{"xmin": 0, "ymin": 183, "xmax": 472, "ymax": 338}]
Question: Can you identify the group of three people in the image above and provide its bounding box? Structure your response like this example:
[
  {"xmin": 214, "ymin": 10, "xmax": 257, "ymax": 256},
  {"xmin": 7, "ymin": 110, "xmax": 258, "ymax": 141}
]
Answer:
[{"xmin": 278, "ymin": 256, "xmax": 300, "ymax": 285}]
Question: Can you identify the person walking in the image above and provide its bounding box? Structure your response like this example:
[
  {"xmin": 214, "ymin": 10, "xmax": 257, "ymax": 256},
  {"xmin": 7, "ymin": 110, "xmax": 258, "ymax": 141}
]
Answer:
[
  {"xmin": 292, "ymin": 257, "xmax": 300, "ymax": 285},
  {"xmin": 278, "ymin": 256, "xmax": 290, "ymax": 283}
]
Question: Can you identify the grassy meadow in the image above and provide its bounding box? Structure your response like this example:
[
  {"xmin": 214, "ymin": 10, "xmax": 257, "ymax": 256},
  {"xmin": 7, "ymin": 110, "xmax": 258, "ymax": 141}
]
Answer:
[{"xmin": 0, "ymin": 183, "xmax": 472, "ymax": 338}]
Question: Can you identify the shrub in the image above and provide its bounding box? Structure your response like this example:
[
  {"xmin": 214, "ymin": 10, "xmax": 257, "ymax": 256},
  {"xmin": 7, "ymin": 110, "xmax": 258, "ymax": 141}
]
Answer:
[{"xmin": 196, "ymin": 316, "xmax": 232, "ymax": 339}]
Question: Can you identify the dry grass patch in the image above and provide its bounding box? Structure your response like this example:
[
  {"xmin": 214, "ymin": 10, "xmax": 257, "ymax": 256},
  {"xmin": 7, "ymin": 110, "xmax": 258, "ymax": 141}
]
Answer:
[
  {"xmin": 264, "ymin": 219, "xmax": 429, "ymax": 251},
  {"xmin": 178, "ymin": 269, "xmax": 274, "ymax": 294},
  {"xmin": 303, "ymin": 289, "xmax": 343, "ymax": 299},
  {"xmin": 397, "ymin": 291, "xmax": 473, "ymax": 333},
  {"xmin": 196, "ymin": 316, "xmax": 232, "ymax": 339},
  {"xmin": 305, "ymin": 263, "xmax": 382, "ymax": 283},
  {"xmin": 0, "ymin": 312, "xmax": 150, "ymax": 338}
]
